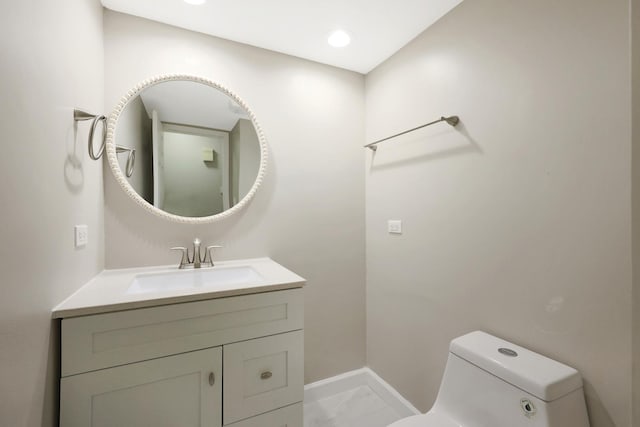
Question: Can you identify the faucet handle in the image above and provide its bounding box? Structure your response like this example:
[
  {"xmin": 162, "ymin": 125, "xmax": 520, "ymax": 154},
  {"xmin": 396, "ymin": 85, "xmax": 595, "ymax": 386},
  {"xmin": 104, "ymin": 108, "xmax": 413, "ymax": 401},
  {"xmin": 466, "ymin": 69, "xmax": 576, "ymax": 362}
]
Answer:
[
  {"xmin": 204, "ymin": 245, "xmax": 223, "ymax": 266},
  {"xmin": 170, "ymin": 247, "xmax": 191, "ymax": 268}
]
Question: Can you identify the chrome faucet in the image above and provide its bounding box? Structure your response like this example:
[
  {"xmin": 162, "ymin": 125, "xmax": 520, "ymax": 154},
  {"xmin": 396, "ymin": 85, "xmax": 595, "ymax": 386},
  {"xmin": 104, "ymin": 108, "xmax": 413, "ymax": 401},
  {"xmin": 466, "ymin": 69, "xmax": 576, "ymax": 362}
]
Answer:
[
  {"xmin": 193, "ymin": 238, "xmax": 202, "ymax": 268},
  {"xmin": 171, "ymin": 238, "xmax": 222, "ymax": 269}
]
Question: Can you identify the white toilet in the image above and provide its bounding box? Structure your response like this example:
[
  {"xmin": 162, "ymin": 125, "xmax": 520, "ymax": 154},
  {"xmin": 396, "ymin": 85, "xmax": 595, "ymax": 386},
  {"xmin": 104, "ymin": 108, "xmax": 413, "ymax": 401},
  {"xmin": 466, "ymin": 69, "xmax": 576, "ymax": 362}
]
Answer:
[{"xmin": 389, "ymin": 331, "xmax": 590, "ymax": 427}]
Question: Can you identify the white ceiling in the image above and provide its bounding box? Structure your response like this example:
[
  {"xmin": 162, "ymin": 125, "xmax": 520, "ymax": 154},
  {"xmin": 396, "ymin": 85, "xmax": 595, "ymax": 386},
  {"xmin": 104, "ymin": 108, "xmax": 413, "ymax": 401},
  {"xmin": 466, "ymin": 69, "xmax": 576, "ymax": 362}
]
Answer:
[
  {"xmin": 139, "ymin": 81, "xmax": 249, "ymax": 130},
  {"xmin": 101, "ymin": 0, "xmax": 463, "ymax": 74}
]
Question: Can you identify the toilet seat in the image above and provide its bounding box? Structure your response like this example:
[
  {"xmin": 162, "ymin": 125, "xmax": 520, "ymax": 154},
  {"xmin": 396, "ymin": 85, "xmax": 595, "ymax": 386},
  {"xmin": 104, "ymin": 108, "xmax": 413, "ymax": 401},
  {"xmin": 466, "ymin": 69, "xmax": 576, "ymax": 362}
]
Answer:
[{"xmin": 389, "ymin": 412, "xmax": 459, "ymax": 427}]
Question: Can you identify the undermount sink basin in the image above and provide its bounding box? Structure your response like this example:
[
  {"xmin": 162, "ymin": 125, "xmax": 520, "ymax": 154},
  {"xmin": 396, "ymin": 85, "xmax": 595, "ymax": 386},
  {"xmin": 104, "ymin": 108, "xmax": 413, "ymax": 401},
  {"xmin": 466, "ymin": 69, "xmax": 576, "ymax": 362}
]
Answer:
[
  {"xmin": 127, "ymin": 266, "xmax": 263, "ymax": 295},
  {"xmin": 52, "ymin": 257, "xmax": 305, "ymax": 318}
]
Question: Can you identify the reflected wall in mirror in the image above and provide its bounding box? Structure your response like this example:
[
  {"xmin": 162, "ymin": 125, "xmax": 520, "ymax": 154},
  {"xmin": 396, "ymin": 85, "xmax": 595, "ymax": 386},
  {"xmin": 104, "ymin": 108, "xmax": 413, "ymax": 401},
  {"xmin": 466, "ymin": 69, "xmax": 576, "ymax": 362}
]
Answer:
[{"xmin": 106, "ymin": 76, "xmax": 267, "ymax": 224}]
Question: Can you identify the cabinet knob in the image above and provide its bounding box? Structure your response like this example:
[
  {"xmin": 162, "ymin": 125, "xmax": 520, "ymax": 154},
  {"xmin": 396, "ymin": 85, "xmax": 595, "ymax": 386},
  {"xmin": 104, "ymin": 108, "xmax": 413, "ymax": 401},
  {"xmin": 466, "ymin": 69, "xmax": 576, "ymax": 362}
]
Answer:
[
  {"xmin": 260, "ymin": 371, "xmax": 273, "ymax": 380},
  {"xmin": 209, "ymin": 372, "xmax": 215, "ymax": 386}
]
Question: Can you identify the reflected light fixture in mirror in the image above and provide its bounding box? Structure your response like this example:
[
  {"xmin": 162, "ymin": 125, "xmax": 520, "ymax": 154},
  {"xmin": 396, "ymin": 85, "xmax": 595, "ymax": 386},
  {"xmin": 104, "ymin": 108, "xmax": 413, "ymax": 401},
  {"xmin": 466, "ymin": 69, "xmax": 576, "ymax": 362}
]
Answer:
[{"xmin": 106, "ymin": 75, "xmax": 268, "ymax": 225}]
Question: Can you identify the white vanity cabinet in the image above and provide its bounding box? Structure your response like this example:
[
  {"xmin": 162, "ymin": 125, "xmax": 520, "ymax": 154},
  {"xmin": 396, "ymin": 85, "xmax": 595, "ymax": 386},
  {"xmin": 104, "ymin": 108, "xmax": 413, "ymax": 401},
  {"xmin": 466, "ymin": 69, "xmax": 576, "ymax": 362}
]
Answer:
[
  {"xmin": 60, "ymin": 347, "xmax": 222, "ymax": 427},
  {"xmin": 59, "ymin": 288, "xmax": 304, "ymax": 427}
]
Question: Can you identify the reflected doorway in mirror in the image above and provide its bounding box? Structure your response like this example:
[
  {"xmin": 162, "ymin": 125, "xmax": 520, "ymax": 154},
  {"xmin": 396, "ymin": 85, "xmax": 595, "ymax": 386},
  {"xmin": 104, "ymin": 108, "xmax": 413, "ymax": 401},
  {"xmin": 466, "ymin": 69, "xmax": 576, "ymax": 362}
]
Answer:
[{"xmin": 106, "ymin": 75, "xmax": 267, "ymax": 224}]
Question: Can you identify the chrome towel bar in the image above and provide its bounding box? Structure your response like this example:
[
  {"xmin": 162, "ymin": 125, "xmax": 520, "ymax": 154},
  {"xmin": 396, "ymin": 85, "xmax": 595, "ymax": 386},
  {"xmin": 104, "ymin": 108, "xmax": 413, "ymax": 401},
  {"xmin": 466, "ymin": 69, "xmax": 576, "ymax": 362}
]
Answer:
[
  {"xmin": 73, "ymin": 108, "xmax": 136, "ymax": 177},
  {"xmin": 365, "ymin": 115, "xmax": 460, "ymax": 151},
  {"xmin": 116, "ymin": 145, "xmax": 136, "ymax": 178},
  {"xmin": 74, "ymin": 109, "xmax": 106, "ymax": 160}
]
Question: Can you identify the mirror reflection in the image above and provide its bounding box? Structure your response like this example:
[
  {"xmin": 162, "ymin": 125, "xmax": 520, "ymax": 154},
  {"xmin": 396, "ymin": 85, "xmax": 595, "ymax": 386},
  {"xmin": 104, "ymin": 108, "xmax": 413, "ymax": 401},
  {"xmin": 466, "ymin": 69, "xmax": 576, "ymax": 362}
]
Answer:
[{"xmin": 115, "ymin": 80, "xmax": 261, "ymax": 218}]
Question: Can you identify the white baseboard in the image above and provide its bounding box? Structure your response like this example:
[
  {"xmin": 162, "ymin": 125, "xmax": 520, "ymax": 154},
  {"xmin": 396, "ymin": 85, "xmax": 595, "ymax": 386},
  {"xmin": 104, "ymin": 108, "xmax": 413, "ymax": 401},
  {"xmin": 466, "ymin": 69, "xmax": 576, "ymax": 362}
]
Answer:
[{"xmin": 304, "ymin": 367, "xmax": 421, "ymax": 418}]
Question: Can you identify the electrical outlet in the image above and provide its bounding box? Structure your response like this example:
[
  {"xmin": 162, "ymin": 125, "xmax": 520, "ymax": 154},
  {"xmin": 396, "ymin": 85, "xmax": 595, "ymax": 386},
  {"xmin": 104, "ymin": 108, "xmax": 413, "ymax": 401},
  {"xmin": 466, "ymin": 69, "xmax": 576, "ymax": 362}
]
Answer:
[
  {"xmin": 388, "ymin": 220, "xmax": 402, "ymax": 234},
  {"xmin": 75, "ymin": 225, "xmax": 88, "ymax": 247}
]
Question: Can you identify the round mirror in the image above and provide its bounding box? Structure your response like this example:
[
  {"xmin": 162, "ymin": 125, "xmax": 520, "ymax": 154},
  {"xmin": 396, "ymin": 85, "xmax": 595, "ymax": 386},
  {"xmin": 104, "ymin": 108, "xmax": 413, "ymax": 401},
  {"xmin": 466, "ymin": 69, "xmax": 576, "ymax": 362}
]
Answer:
[{"xmin": 106, "ymin": 75, "xmax": 267, "ymax": 224}]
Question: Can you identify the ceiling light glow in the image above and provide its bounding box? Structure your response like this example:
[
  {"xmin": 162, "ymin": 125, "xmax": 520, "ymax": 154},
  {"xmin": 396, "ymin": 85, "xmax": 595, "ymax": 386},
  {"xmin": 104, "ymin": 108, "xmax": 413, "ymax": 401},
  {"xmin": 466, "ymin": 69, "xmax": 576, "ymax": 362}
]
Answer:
[
  {"xmin": 183, "ymin": 0, "xmax": 206, "ymax": 5},
  {"xmin": 328, "ymin": 30, "xmax": 351, "ymax": 48}
]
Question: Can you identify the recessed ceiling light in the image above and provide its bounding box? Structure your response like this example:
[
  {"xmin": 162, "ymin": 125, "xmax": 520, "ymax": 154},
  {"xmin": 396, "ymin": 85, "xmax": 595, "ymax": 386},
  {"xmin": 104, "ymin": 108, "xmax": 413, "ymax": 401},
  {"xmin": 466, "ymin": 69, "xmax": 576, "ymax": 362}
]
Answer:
[
  {"xmin": 184, "ymin": 0, "xmax": 206, "ymax": 5},
  {"xmin": 327, "ymin": 30, "xmax": 351, "ymax": 48}
]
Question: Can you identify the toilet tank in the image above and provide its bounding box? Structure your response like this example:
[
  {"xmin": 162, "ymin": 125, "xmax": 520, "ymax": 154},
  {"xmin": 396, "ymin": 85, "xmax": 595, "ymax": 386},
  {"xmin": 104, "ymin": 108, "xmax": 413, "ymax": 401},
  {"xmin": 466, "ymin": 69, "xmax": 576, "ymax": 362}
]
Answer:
[{"xmin": 431, "ymin": 331, "xmax": 590, "ymax": 427}]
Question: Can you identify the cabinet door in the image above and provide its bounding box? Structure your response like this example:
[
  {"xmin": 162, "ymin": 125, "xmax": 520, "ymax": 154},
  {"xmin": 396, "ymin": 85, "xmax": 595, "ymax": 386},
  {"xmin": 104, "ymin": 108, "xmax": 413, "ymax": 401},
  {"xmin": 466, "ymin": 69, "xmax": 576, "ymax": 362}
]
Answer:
[
  {"xmin": 60, "ymin": 347, "xmax": 222, "ymax": 427},
  {"xmin": 223, "ymin": 331, "xmax": 303, "ymax": 424}
]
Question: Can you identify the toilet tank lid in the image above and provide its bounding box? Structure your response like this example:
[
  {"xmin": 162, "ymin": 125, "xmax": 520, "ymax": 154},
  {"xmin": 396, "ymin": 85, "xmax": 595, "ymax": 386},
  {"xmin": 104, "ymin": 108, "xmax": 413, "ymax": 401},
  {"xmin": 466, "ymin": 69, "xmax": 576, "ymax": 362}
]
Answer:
[{"xmin": 449, "ymin": 331, "xmax": 583, "ymax": 402}]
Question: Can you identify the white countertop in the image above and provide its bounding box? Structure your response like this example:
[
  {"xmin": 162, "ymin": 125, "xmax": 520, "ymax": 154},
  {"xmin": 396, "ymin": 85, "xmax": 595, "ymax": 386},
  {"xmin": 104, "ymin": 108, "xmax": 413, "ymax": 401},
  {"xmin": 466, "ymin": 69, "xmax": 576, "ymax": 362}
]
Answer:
[{"xmin": 53, "ymin": 257, "xmax": 305, "ymax": 319}]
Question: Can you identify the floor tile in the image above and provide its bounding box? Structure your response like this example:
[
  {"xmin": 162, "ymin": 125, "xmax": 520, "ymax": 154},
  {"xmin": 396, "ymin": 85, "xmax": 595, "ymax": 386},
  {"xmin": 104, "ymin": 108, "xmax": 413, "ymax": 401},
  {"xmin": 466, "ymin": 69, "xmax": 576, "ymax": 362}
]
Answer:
[{"xmin": 304, "ymin": 385, "xmax": 404, "ymax": 427}]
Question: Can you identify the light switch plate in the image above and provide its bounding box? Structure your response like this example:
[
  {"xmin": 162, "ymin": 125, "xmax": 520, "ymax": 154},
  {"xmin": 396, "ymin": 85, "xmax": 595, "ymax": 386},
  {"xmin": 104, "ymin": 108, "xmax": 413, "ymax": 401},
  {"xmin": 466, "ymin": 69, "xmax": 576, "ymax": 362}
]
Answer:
[
  {"xmin": 388, "ymin": 220, "xmax": 402, "ymax": 234},
  {"xmin": 75, "ymin": 225, "xmax": 88, "ymax": 247}
]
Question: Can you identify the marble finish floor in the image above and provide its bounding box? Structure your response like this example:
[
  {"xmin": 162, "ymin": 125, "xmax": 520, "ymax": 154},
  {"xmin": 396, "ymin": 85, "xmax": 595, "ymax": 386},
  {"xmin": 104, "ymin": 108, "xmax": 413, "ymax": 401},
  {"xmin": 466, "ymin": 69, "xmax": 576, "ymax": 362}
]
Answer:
[{"xmin": 304, "ymin": 385, "xmax": 404, "ymax": 427}]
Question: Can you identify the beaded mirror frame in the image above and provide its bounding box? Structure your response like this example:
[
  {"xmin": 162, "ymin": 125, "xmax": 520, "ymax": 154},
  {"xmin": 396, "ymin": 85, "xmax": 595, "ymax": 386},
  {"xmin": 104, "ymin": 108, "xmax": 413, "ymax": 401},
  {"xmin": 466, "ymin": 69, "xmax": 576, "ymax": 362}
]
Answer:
[{"xmin": 105, "ymin": 74, "xmax": 268, "ymax": 224}]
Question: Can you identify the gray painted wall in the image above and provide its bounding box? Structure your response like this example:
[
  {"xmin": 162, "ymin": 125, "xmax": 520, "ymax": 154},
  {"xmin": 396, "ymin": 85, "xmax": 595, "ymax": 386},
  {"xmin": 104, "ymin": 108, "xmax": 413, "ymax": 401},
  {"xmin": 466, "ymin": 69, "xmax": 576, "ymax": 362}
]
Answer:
[
  {"xmin": 0, "ymin": 1, "xmax": 105, "ymax": 425},
  {"xmin": 103, "ymin": 11, "xmax": 366, "ymax": 383},
  {"xmin": 632, "ymin": 0, "xmax": 640, "ymax": 424},
  {"xmin": 365, "ymin": 1, "xmax": 631, "ymax": 426},
  {"xmin": 229, "ymin": 118, "xmax": 260, "ymax": 206},
  {"xmin": 162, "ymin": 129, "xmax": 225, "ymax": 216}
]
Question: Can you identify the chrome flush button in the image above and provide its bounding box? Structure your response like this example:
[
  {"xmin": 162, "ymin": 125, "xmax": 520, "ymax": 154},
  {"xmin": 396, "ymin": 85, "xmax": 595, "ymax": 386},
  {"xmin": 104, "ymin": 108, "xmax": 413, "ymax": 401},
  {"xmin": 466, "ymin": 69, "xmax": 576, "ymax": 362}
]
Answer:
[
  {"xmin": 520, "ymin": 398, "xmax": 536, "ymax": 418},
  {"xmin": 498, "ymin": 347, "xmax": 518, "ymax": 357}
]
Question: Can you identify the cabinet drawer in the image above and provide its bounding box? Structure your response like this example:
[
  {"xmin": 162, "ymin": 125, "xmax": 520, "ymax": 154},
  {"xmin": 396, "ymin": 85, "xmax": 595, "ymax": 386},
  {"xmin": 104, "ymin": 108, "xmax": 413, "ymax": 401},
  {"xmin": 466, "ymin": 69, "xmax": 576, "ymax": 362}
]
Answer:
[
  {"xmin": 223, "ymin": 331, "xmax": 303, "ymax": 424},
  {"xmin": 60, "ymin": 347, "xmax": 222, "ymax": 427},
  {"xmin": 226, "ymin": 403, "xmax": 302, "ymax": 427},
  {"xmin": 62, "ymin": 289, "xmax": 303, "ymax": 376}
]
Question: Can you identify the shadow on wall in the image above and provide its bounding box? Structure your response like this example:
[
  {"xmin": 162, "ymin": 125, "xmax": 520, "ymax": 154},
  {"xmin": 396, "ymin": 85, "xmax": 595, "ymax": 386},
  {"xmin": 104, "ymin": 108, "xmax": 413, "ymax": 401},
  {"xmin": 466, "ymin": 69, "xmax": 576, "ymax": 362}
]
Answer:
[
  {"xmin": 368, "ymin": 121, "xmax": 482, "ymax": 171},
  {"xmin": 583, "ymin": 380, "xmax": 616, "ymax": 427},
  {"xmin": 34, "ymin": 320, "xmax": 61, "ymax": 426},
  {"xmin": 64, "ymin": 121, "xmax": 87, "ymax": 194}
]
